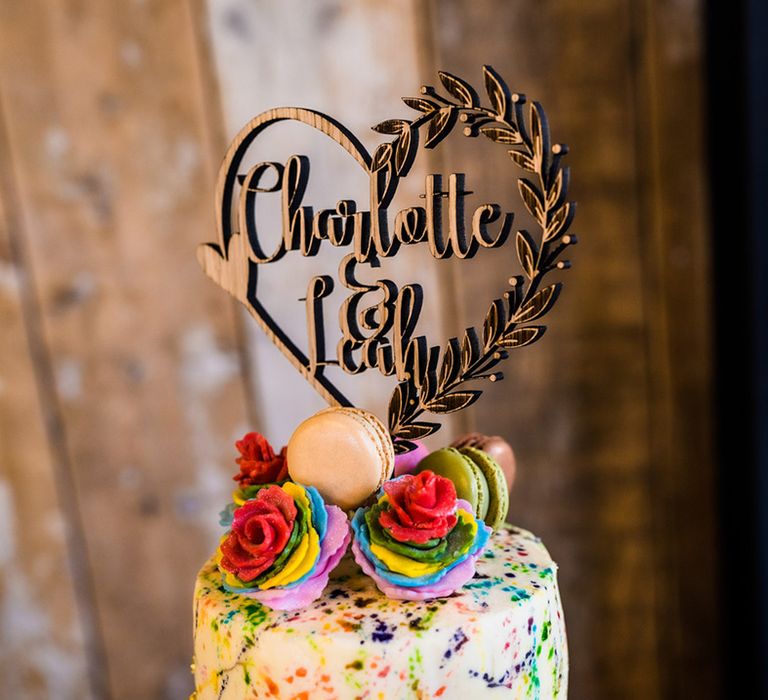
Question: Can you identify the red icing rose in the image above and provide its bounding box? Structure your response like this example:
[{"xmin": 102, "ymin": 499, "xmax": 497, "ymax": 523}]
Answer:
[
  {"xmin": 219, "ymin": 485, "xmax": 297, "ymax": 582},
  {"xmin": 379, "ymin": 471, "xmax": 458, "ymax": 544},
  {"xmin": 233, "ymin": 432, "xmax": 288, "ymax": 486}
]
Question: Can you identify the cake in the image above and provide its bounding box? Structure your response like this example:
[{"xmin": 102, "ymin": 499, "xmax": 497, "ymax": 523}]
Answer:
[
  {"xmin": 192, "ymin": 525, "xmax": 567, "ymax": 698},
  {"xmin": 190, "ymin": 64, "xmax": 576, "ymax": 699},
  {"xmin": 190, "ymin": 416, "xmax": 568, "ymax": 699}
]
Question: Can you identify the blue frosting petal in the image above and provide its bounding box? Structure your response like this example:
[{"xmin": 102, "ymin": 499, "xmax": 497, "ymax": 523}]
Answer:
[
  {"xmin": 219, "ymin": 502, "xmax": 237, "ymax": 528},
  {"xmin": 271, "ymin": 484, "xmax": 328, "ymax": 591},
  {"xmin": 304, "ymin": 484, "xmax": 328, "ymax": 541},
  {"xmin": 351, "ymin": 508, "xmax": 490, "ymax": 588}
]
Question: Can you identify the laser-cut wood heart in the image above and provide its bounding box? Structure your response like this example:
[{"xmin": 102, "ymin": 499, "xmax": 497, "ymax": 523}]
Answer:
[{"xmin": 198, "ymin": 66, "xmax": 576, "ymax": 453}]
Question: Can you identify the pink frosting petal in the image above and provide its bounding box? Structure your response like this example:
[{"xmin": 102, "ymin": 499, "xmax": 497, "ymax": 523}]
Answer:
[
  {"xmin": 351, "ymin": 538, "xmax": 484, "ymax": 601},
  {"xmin": 456, "ymin": 498, "xmax": 473, "ymax": 513},
  {"xmin": 246, "ymin": 505, "xmax": 350, "ymax": 611}
]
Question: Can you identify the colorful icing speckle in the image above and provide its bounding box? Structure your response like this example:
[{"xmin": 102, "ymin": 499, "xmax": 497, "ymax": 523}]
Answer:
[{"xmin": 192, "ymin": 526, "xmax": 568, "ymax": 699}]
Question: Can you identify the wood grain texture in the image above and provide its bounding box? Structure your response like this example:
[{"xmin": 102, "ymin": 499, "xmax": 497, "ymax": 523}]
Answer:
[
  {"xmin": 0, "ymin": 0, "xmax": 251, "ymax": 696},
  {"xmin": 415, "ymin": 0, "xmax": 716, "ymax": 698},
  {"xmin": 0, "ymin": 97, "xmax": 100, "ymax": 700},
  {"xmin": 630, "ymin": 0, "xmax": 718, "ymax": 694}
]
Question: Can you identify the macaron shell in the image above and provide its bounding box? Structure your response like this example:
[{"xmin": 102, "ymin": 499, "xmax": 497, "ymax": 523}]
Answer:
[
  {"xmin": 458, "ymin": 446, "xmax": 509, "ymax": 530},
  {"xmin": 452, "ymin": 433, "xmax": 516, "ymax": 494},
  {"xmin": 340, "ymin": 407, "xmax": 394, "ymax": 485},
  {"xmin": 473, "ymin": 460, "xmax": 490, "ymax": 522},
  {"xmin": 414, "ymin": 447, "xmax": 486, "ymax": 519},
  {"xmin": 287, "ymin": 408, "xmax": 394, "ymax": 511}
]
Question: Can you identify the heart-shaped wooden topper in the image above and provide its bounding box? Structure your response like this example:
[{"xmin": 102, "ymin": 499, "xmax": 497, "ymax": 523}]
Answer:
[{"xmin": 198, "ymin": 66, "xmax": 576, "ymax": 453}]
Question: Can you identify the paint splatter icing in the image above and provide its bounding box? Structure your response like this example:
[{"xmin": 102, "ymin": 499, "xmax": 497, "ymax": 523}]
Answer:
[{"xmin": 191, "ymin": 525, "xmax": 568, "ymax": 699}]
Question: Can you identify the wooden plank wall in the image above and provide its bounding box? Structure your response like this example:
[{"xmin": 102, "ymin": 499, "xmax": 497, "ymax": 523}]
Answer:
[
  {"xmin": 0, "ymin": 1, "xmax": 251, "ymax": 697},
  {"xmin": 0, "ymin": 1, "xmax": 717, "ymax": 699},
  {"xmin": 414, "ymin": 1, "xmax": 718, "ymax": 699}
]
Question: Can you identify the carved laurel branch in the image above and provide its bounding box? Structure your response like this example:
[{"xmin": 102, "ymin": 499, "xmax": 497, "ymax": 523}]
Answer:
[{"xmin": 377, "ymin": 66, "xmax": 577, "ymax": 453}]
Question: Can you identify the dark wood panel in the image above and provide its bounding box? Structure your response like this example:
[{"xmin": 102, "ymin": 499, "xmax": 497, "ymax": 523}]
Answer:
[
  {"xmin": 415, "ymin": 0, "xmax": 717, "ymax": 698},
  {"xmin": 630, "ymin": 0, "xmax": 718, "ymax": 695}
]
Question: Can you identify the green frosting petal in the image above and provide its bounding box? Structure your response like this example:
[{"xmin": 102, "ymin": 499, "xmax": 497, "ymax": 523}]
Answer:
[
  {"xmin": 442, "ymin": 512, "xmax": 477, "ymax": 561},
  {"xmin": 236, "ymin": 484, "xmax": 270, "ymax": 502}
]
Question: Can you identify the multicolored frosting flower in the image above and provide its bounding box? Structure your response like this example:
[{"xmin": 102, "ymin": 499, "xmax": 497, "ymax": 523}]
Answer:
[
  {"xmin": 351, "ymin": 471, "xmax": 491, "ymax": 600},
  {"xmin": 217, "ymin": 481, "xmax": 350, "ymax": 610}
]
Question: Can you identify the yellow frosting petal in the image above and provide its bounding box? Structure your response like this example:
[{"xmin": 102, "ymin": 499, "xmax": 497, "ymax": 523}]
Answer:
[
  {"xmin": 369, "ymin": 541, "xmax": 445, "ymax": 576},
  {"xmin": 259, "ymin": 528, "xmax": 320, "ymax": 589},
  {"xmin": 457, "ymin": 509, "xmax": 479, "ymax": 534},
  {"xmin": 257, "ymin": 483, "xmax": 321, "ymax": 589}
]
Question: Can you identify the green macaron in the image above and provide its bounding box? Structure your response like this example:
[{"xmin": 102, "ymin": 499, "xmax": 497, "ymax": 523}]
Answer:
[
  {"xmin": 414, "ymin": 447, "xmax": 489, "ymax": 521},
  {"xmin": 458, "ymin": 446, "xmax": 509, "ymax": 531}
]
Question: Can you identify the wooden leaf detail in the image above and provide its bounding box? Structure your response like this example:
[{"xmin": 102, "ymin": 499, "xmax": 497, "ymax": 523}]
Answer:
[
  {"xmin": 424, "ymin": 390, "xmax": 482, "ymax": 414},
  {"xmin": 509, "ymin": 149, "xmax": 536, "ymax": 171},
  {"xmin": 504, "ymin": 282, "xmax": 524, "ymax": 317},
  {"xmin": 546, "ymin": 167, "xmax": 567, "ymax": 209},
  {"xmin": 481, "ymin": 125, "xmax": 521, "ymax": 145},
  {"xmin": 483, "ymin": 298, "xmax": 505, "ymax": 348},
  {"xmin": 394, "ymin": 127, "xmax": 416, "ymax": 176},
  {"xmin": 518, "ymin": 178, "xmax": 545, "ymax": 223},
  {"xmin": 529, "ymin": 102, "xmax": 550, "ymax": 173},
  {"xmin": 388, "ymin": 381, "xmax": 405, "ymax": 429},
  {"xmin": 438, "ymin": 70, "xmax": 478, "ymax": 107},
  {"xmin": 499, "ymin": 326, "xmax": 546, "ymax": 348},
  {"xmin": 545, "ymin": 202, "xmax": 574, "ymax": 241},
  {"xmin": 438, "ymin": 337, "xmax": 461, "ymax": 389},
  {"xmin": 483, "ymin": 64, "xmax": 509, "ymax": 118},
  {"xmin": 420, "ymin": 369, "xmax": 439, "ymax": 404},
  {"xmin": 371, "ymin": 143, "xmax": 392, "ymax": 172},
  {"xmin": 403, "ymin": 96, "xmax": 439, "ymax": 113},
  {"xmin": 372, "ymin": 119, "xmax": 408, "ymax": 135},
  {"xmin": 396, "ymin": 421, "xmax": 441, "ymax": 440},
  {"xmin": 514, "ymin": 284, "xmax": 561, "ymax": 323},
  {"xmin": 516, "ymin": 230, "xmax": 537, "ymax": 279},
  {"xmin": 425, "ymin": 108, "xmax": 457, "ymax": 149},
  {"xmin": 460, "ymin": 328, "xmax": 481, "ymax": 371}
]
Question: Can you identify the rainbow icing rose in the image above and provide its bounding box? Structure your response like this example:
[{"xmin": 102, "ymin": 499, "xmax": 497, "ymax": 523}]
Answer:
[
  {"xmin": 217, "ymin": 482, "xmax": 349, "ymax": 610},
  {"xmin": 351, "ymin": 470, "xmax": 491, "ymax": 600}
]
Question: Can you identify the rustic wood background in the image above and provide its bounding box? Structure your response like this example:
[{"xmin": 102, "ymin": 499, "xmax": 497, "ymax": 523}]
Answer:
[{"xmin": 0, "ymin": 1, "xmax": 718, "ymax": 698}]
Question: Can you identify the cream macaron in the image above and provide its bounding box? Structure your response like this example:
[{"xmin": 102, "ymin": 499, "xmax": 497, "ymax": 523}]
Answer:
[{"xmin": 286, "ymin": 407, "xmax": 395, "ymax": 511}]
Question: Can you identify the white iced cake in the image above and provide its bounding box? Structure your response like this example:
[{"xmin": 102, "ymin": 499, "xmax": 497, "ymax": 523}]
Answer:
[{"xmin": 192, "ymin": 525, "xmax": 567, "ymax": 699}]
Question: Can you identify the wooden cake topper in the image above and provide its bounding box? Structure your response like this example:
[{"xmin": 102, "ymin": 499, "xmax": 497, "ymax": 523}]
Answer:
[{"xmin": 198, "ymin": 66, "xmax": 576, "ymax": 453}]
